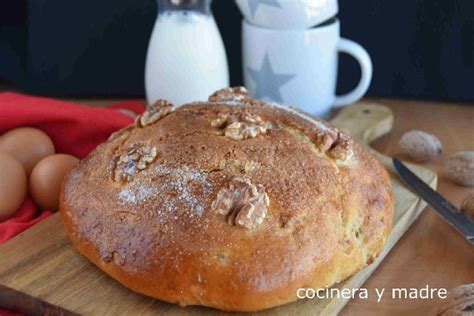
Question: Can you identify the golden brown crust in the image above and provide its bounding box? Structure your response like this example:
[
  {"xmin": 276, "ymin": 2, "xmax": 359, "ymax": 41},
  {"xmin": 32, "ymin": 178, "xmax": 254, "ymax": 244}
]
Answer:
[{"xmin": 60, "ymin": 88, "xmax": 393, "ymax": 312}]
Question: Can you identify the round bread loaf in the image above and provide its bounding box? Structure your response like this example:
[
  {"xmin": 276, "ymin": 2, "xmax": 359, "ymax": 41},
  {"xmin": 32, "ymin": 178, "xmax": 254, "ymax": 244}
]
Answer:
[{"xmin": 60, "ymin": 87, "xmax": 392, "ymax": 312}]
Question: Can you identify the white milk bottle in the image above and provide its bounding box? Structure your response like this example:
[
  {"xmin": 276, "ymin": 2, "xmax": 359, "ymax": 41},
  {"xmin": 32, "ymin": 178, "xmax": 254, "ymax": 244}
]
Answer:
[{"xmin": 145, "ymin": 0, "xmax": 229, "ymax": 106}]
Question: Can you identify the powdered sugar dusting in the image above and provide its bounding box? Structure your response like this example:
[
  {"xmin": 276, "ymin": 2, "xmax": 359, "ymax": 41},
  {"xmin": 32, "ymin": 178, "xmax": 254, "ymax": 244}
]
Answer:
[
  {"xmin": 118, "ymin": 165, "xmax": 213, "ymax": 218},
  {"xmin": 118, "ymin": 186, "xmax": 154, "ymax": 205}
]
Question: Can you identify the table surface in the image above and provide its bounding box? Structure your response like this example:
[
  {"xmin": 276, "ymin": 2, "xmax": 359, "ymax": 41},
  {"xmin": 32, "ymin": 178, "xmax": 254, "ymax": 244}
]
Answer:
[
  {"xmin": 3, "ymin": 96, "xmax": 474, "ymax": 315},
  {"xmin": 341, "ymin": 99, "xmax": 474, "ymax": 315}
]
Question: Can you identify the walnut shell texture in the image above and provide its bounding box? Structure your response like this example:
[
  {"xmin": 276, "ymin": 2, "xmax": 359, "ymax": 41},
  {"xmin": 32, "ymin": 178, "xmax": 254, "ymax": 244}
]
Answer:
[
  {"xmin": 60, "ymin": 87, "xmax": 393, "ymax": 312},
  {"xmin": 399, "ymin": 130, "xmax": 442, "ymax": 162},
  {"xmin": 444, "ymin": 151, "xmax": 474, "ymax": 187},
  {"xmin": 461, "ymin": 192, "xmax": 474, "ymax": 220},
  {"xmin": 438, "ymin": 284, "xmax": 474, "ymax": 316}
]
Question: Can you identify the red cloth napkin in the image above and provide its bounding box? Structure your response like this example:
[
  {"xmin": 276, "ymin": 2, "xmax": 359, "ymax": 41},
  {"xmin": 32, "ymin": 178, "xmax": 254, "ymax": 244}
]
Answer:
[
  {"xmin": 0, "ymin": 92, "xmax": 145, "ymax": 244},
  {"xmin": 0, "ymin": 309, "xmax": 22, "ymax": 316}
]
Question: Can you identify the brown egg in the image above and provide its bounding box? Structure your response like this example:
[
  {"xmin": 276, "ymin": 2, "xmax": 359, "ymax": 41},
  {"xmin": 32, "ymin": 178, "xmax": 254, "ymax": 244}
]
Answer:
[
  {"xmin": 0, "ymin": 127, "xmax": 55, "ymax": 175},
  {"xmin": 0, "ymin": 153, "xmax": 27, "ymax": 222},
  {"xmin": 30, "ymin": 154, "xmax": 79, "ymax": 211}
]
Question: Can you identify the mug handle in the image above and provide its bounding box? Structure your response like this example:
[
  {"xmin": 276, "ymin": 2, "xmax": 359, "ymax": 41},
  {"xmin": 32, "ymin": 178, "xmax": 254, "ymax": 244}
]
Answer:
[{"xmin": 333, "ymin": 38, "xmax": 373, "ymax": 107}]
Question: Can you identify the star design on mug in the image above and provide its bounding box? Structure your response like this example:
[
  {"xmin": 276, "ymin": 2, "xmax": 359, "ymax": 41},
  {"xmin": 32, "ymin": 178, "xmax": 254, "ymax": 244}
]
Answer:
[
  {"xmin": 247, "ymin": 0, "xmax": 282, "ymax": 17},
  {"xmin": 247, "ymin": 54, "xmax": 295, "ymax": 102}
]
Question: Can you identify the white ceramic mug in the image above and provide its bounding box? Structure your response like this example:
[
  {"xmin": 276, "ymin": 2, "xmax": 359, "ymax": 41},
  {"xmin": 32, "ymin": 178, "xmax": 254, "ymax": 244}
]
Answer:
[
  {"xmin": 235, "ymin": 0, "xmax": 338, "ymax": 29},
  {"xmin": 243, "ymin": 19, "xmax": 373, "ymax": 117}
]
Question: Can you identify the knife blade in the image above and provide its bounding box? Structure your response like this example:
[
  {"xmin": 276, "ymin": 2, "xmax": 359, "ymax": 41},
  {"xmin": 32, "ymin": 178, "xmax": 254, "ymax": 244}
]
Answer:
[{"xmin": 392, "ymin": 158, "xmax": 474, "ymax": 245}]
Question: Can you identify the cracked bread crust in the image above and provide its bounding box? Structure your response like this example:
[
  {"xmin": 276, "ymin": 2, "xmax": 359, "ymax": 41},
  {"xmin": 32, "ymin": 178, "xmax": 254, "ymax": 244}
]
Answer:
[{"xmin": 60, "ymin": 88, "xmax": 393, "ymax": 312}]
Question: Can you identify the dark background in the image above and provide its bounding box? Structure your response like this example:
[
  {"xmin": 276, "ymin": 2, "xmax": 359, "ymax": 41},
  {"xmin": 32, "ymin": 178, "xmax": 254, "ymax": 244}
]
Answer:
[{"xmin": 0, "ymin": 0, "xmax": 473, "ymax": 102}]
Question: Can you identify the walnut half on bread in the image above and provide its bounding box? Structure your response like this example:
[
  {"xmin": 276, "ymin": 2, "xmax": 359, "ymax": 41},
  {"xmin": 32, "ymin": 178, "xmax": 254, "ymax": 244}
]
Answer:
[{"xmin": 60, "ymin": 87, "xmax": 393, "ymax": 312}]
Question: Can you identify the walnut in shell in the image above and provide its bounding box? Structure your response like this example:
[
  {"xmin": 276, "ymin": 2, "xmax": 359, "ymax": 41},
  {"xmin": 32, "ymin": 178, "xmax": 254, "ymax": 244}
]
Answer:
[
  {"xmin": 461, "ymin": 192, "xmax": 474, "ymax": 220},
  {"xmin": 438, "ymin": 283, "xmax": 474, "ymax": 316},
  {"xmin": 211, "ymin": 176, "xmax": 269, "ymax": 229},
  {"xmin": 443, "ymin": 151, "xmax": 474, "ymax": 187},
  {"xmin": 399, "ymin": 130, "xmax": 442, "ymax": 162}
]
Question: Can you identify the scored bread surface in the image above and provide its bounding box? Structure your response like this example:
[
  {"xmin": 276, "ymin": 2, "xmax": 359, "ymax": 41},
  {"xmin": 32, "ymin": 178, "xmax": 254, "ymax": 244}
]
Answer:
[{"xmin": 60, "ymin": 87, "xmax": 393, "ymax": 312}]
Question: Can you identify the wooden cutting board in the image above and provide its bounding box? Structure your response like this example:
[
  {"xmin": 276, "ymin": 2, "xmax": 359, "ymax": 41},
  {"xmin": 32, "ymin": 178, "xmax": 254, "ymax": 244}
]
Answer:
[{"xmin": 0, "ymin": 103, "xmax": 437, "ymax": 316}]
